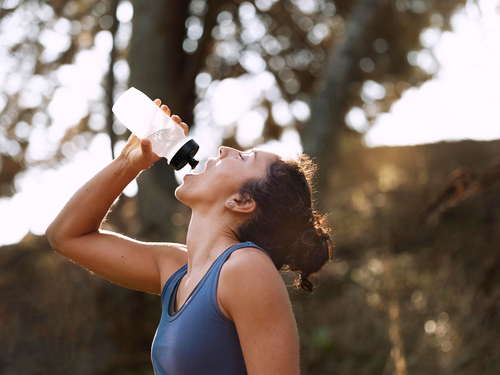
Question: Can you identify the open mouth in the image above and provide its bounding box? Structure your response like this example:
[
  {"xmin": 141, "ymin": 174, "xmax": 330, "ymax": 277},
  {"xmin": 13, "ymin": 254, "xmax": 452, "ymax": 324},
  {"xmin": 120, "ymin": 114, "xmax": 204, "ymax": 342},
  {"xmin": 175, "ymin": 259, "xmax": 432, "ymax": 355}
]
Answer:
[{"xmin": 185, "ymin": 160, "xmax": 208, "ymax": 176}]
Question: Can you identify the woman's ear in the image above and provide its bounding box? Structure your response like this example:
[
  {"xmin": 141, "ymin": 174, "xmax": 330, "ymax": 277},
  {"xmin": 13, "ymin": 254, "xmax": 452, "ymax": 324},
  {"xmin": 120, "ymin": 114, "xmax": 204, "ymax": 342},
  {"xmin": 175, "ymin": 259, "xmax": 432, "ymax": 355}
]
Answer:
[{"xmin": 226, "ymin": 195, "xmax": 257, "ymax": 214}]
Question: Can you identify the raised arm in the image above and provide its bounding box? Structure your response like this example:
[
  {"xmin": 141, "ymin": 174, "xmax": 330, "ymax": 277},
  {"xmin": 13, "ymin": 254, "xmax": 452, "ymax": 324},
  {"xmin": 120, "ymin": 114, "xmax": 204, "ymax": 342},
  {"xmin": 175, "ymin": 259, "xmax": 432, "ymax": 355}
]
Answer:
[{"xmin": 46, "ymin": 101, "xmax": 188, "ymax": 294}]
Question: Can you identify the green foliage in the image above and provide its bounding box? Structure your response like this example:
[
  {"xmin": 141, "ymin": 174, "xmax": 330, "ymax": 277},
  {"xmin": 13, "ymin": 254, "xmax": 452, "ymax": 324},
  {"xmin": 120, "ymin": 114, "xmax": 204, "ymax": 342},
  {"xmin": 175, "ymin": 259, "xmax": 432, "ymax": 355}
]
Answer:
[{"xmin": 0, "ymin": 0, "xmax": 466, "ymax": 198}]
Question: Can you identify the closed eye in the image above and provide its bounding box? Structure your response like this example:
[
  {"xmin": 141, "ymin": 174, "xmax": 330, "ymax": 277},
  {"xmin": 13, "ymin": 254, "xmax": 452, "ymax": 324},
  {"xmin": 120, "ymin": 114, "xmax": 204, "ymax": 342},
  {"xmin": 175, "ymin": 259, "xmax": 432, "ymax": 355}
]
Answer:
[{"xmin": 239, "ymin": 152, "xmax": 244, "ymax": 160}]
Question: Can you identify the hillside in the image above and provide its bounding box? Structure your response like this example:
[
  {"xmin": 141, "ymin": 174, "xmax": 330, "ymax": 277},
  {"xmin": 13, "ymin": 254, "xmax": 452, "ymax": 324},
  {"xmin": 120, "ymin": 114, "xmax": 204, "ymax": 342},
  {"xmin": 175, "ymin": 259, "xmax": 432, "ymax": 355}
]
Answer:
[{"xmin": 2, "ymin": 139, "xmax": 499, "ymax": 375}]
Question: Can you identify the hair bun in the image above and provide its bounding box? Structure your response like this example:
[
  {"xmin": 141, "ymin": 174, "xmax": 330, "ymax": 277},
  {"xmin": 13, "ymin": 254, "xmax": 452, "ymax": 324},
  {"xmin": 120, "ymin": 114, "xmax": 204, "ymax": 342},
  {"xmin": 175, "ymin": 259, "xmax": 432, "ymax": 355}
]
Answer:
[{"xmin": 289, "ymin": 215, "xmax": 333, "ymax": 292}]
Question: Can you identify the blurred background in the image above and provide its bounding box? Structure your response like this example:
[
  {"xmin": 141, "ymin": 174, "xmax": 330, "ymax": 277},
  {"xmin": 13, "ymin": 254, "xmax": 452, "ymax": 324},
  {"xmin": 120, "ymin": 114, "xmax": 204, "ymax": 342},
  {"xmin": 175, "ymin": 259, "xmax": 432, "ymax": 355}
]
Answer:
[{"xmin": 1, "ymin": 0, "xmax": 499, "ymax": 374}]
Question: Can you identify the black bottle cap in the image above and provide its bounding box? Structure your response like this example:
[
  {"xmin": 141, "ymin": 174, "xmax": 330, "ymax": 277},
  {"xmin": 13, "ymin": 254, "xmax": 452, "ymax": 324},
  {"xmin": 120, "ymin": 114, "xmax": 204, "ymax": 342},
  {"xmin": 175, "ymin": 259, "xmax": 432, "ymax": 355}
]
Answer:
[{"xmin": 169, "ymin": 139, "xmax": 199, "ymax": 170}]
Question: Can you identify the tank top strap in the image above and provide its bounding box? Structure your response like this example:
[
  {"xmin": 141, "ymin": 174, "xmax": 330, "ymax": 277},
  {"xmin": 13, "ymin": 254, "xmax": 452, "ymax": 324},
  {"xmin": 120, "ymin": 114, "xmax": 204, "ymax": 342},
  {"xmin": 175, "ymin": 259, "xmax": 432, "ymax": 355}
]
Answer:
[
  {"xmin": 214, "ymin": 241, "xmax": 272, "ymax": 268},
  {"xmin": 160, "ymin": 263, "xmax": 188, "ymax": 306}
]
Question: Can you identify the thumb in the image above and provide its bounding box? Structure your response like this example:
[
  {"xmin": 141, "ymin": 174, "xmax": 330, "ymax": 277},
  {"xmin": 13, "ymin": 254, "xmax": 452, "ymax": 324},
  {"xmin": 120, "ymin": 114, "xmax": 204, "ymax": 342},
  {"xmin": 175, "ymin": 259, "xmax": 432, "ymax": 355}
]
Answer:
[{"xmin": 141, "ymin": 138, "xmax": 153, "ymax": 154}]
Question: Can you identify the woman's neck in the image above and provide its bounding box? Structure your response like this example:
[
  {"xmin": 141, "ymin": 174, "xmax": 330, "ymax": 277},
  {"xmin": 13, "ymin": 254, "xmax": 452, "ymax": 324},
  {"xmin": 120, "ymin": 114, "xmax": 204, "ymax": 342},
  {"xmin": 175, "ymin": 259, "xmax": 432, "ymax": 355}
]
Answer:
[{"xmin": 184, "ymin": 208, "xmax": 240, "ymax": 274}]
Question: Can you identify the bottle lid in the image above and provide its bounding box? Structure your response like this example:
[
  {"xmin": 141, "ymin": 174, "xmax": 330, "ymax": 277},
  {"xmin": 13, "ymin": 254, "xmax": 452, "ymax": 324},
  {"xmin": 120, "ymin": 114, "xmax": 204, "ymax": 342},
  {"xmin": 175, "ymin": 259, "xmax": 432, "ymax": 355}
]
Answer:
[{"xmin": 169, "ymin": 139, "xmax": 200, "ymax": 170}]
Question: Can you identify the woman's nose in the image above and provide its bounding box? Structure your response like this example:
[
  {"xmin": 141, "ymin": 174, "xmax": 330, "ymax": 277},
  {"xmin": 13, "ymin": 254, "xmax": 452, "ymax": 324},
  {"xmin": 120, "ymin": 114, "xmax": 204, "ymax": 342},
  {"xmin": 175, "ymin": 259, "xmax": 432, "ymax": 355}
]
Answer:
[
  {"xmin": 218, "ymin": 146, "xmax": 237, "ymax": 158},
  {"xmin": 218, "ymin": 146, "xmax": 226, "ymax": 158}
]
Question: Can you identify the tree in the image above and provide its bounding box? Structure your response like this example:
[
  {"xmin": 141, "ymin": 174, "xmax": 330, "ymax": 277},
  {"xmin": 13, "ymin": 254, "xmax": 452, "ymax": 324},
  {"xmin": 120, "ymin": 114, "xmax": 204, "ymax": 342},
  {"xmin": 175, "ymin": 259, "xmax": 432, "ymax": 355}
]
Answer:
[{"xmin": 1, "ymin": 0, "xmax": 467, "ymax": 223}]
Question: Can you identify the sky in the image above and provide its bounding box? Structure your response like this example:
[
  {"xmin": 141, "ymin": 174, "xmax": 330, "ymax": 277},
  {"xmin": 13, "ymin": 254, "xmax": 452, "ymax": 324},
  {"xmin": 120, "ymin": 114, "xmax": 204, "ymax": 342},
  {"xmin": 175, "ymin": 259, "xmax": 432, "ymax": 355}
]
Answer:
[
  {"xmin": 0, "ymin": 0, "xmax": 499, "ymax": 246},
  {"xmin": 364, "ymin": 0, "xmax": 500, "ymax": 146}
]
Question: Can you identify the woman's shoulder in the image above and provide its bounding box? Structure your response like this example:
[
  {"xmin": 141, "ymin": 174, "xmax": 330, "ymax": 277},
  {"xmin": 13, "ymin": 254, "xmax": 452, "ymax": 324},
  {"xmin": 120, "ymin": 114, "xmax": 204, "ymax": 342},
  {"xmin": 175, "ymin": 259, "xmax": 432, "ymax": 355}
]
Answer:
[
  {"xmin": 225, "ymin": 245, "xmax": 278, "ymax": 279},
  {"xmin": 218, "ymin": 245, "xmax": 289, "ymax": 318}
]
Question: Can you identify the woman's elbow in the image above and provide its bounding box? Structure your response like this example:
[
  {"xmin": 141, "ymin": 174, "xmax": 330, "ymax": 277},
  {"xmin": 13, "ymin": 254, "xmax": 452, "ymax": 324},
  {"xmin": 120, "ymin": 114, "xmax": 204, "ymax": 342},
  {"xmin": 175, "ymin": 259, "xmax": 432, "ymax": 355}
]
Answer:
[
  {"xmin": 45, "ymin": 221, "xmax": 67, "ymax": 253},
  {"xmin": 45, "ymin": 223, "xmax": 59, "ymax": 250}
]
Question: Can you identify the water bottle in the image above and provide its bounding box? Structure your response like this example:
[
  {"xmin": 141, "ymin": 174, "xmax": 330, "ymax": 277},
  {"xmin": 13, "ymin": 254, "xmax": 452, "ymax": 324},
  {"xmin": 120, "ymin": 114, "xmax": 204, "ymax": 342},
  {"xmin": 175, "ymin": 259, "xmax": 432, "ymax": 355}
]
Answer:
[{"xmin": 112, "ymin": 87, "xmax": 199, "ymax": 170}]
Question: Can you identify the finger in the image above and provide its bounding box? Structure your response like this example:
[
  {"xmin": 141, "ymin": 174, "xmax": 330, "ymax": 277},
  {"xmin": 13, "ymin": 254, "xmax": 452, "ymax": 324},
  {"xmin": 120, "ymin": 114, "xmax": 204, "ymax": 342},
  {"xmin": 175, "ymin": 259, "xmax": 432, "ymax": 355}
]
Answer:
[
  {"xmin": 160, "ymin": 104, "xmax": 171, "ymax": 117},
  {"xmin": 154, "ymin": 99, "xmax": 161, "ymax": 107},
  {"xmin": 171, "ymin": 115, "xmax": 182, "ymax": 124},
  {"xmin": 180, "ymin": 122, "xmax": 189, "ymax": 136}
]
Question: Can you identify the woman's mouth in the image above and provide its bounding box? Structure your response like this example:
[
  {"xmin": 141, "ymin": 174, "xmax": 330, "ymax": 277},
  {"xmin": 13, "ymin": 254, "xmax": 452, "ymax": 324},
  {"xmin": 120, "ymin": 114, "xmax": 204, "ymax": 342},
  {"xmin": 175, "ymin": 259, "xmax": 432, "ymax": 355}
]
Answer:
[{"xmin": 185, "ymin": 161, "xmax": 208, "ymax": 177}]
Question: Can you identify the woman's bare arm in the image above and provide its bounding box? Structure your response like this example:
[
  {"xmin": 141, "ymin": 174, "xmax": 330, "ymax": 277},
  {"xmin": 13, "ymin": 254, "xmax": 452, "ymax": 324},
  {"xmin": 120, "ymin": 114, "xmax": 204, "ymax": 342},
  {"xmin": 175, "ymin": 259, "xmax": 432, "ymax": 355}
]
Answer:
[
  {"xmin": 46, "ymin": 101, "xmax": 188, "ymax": 294},
  {"xmin": 218, "ymin": 248, "xmax": 301, "ymax": 375}
]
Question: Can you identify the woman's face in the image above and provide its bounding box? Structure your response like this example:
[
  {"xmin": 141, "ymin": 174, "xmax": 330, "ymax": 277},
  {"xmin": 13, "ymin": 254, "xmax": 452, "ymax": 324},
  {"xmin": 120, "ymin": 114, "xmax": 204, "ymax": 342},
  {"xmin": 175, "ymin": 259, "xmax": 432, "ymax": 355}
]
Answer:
[{"xmin": 175, "ymin": 146, "xmax": 278, "ymax": 208}]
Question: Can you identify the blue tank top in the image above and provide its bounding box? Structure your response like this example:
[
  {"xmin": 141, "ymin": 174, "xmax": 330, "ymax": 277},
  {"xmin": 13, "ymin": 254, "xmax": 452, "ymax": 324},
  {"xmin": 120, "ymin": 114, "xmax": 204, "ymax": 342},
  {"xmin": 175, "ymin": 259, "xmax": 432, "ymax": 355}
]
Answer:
[{"xmin": 151, "ymin": 241, "xmax": 272, "ymax": 375}]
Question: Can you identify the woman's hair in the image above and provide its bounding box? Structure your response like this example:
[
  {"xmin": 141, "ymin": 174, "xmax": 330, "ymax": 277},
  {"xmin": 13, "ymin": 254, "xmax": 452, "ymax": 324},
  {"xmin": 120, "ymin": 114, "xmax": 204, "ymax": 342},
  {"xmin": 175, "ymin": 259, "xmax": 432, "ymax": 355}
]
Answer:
[{"xmin": 237, "ymin": 155, "xmax": 333, "ymax": 292}]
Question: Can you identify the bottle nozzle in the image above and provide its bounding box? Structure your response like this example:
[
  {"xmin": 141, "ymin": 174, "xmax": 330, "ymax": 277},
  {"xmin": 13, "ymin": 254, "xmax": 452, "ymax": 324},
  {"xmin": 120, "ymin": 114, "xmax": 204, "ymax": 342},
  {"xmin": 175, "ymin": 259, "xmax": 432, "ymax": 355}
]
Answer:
[{"xmin": 188, "ymin": 157, "xmax": 199, "ymax": 170}]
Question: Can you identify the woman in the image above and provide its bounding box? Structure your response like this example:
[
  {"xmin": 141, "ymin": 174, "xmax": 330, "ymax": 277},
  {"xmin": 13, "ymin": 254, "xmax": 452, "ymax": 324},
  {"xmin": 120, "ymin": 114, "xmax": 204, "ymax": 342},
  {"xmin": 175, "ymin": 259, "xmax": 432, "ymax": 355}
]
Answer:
[{"xmin": 46, "ymin": 100, "xmax": 333, "ymax": 375}]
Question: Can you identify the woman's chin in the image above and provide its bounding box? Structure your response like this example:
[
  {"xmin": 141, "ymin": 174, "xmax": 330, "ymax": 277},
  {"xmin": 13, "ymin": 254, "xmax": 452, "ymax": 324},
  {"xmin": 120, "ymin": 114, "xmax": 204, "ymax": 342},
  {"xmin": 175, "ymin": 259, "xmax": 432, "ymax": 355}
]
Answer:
[
  {"xmin": 174, "ymin": 183, "xmax": 195, "ymax": 205},
  {"xmin": 174, "ymin": 185, "xmax": 186, "ymax": 201}
]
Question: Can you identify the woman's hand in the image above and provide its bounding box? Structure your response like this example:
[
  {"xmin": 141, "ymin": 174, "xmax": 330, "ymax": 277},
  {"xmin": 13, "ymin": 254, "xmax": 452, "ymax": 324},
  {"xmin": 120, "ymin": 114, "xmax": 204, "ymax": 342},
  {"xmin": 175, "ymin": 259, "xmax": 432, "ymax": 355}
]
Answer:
[{"xmin": 120, "ymin": 99, "xmax": 190, "ymax": 171}]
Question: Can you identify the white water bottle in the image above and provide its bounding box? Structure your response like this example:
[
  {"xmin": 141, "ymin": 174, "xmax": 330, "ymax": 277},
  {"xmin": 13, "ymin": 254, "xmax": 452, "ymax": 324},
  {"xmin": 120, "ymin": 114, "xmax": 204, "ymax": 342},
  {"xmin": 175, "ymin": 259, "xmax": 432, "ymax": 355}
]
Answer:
[{"xmin": 112, "ymin": 87, "xmax": 199, "ymax": 170}]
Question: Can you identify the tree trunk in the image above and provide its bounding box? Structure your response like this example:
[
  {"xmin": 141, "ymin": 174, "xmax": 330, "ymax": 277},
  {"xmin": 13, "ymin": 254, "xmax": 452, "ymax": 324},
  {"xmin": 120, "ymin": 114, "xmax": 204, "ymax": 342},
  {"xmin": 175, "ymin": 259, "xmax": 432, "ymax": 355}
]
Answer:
[
  {"xmin": 304, "ymin": 0, "xmax": 391, "ymax": 209},
  {"xmin": 128, "ymin": 0, "xmax": 193, "ymax": 241}
]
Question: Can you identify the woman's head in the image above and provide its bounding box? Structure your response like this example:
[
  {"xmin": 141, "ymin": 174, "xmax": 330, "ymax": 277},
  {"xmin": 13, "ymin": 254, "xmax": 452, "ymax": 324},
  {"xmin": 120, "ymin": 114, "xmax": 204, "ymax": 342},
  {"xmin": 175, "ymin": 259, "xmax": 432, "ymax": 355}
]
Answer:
[{"xmin": 236, "ymin": 155, "xmax": 333, "ymax": 292}]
